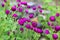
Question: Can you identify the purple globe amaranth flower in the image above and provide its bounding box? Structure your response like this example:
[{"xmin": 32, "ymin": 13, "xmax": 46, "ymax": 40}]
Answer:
[
  {"xmin": 47, "ymin": 22, "xmax": 51, "ymax": 26},
  {"xmin": 22, "ymin": 18, "xmax": 27, "ymax": 22},
  {"xmin": 12, "ymin": 14, "xmax": 18, "ymax": 18},
  {"xmin": 52, "ymin": 33, "xmax": 58, "ymax": 39},
  {"xmin": 11, "ymin": 6, "xmax": 16, "ymax": 11},
  {"xmin": 37, "ymin": 28, "xmax": 43, "ymax": 33},
  {"xmin": 18, "ymin": 7, "xmax": 23, "ymax": 12},
  {"xmin": 31, "ymin": 21, "xmax": 37, "ymax": 27},
  {"xmin": 27, "ymin": 5, "xmax": 31, "ymax": 8},
  {"xmin": 25, "ymin": 24, "xmax": 31, "ymax": 29},
  {"xmin": 18, "ymin": 18, "xmax": 25, "ymax": 26},
  {"xmin": 38, "ymin": 5, "xmax": 41, "ymax": 8},
  {"xmin": 55, "ymin": 13, "xmax": 60, "ymax": 17},
  {"xmin": 30, "ymin": 26, "xmax": 33, "ymax": 30},
  {"xmin": 26, "ymin": 18, "xmax": 31, "ymax": 22},
  {"xmin": 4, "ymin": 0, "xmax": 7, "ymax": 2},
  {"xmin": 21, "ymin": 1, "xmax": 27, "ymax": 5},
  {"xmin": 34, "ymin": 28, "xmax": 43, "ymax": 33},
  {"xmin": 33, "ymin": 27, "xmax": 38, "ymax": 32},
  {"xmin": 29, "ymin": 13, "xmax": 34, "ymax": 18},
  {"xmin": 25, "ymin": 9, "xmax": 28, "ymax": 14},
  {"xmin": 20, "ymin": 27, "xmax": 24, "ymax": 32},
  {"xmin": 32, "ymin": 6, "xmax": 36, "ymax": 10},
  {"xmin": 49, "ymin": 16, "xmax": 55, "ymax": 21},
  {"xmin": 18, "ymin": 18, "xmax": 27, "ymax": 25},
  {"xmin": 16, "ymin": 0, "xmax": 21, "ymax": 2},
  {"xmin": 55, "ymin": 25, "xmax": 60, "ymax": 32},
  {"xmin": 1, "ymin": 3, "xmax": 5, "ymax": 7},
  {"xmin": 7, "ymin": 31, "xmax": 10, "ymax": 36},
  {"xmin": 39, "ymin": 9, "xmax": 42, "ymax": 13},
  {"xmin": 18, "ymin": 3, "xmax": 21, "ymax": 7},
  {"xmin": 5, "ymin": 10, "xmax": 10, "ymax": 15},
  {"xmin": 44, "ymin": 29, "xmax": 50, "ymax": 34}
]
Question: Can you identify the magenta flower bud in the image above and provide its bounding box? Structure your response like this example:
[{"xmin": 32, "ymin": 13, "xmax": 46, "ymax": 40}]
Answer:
[
  {"xmin": 11, "ymin": 6, "xmax": 16, "ymax": 11},
  {"xmin": 33, "ymin": 27, "xmax": 37, "ymax": 32},
  {"xmin": 44, "ymin": 29, "xmax": 50, "ymax": 34},
  {"xmin": 25, "ymin": 9, "xmax": 28, "ymax": 14},
  {"xmin": 25, "ymin": 24, "xmax": 31, "ymax": 29},
  {"xmin": 16, "ymin": 0, "xmax": 21, "ymax": 2},
  {"xmin": 55, "ymin": 13, "xmax": 60, "ymax": 17},
  {"xmin": 20, "ymin": 27, "xmax": 24, "ymax": 32},
  {"xmin": 18, "ymin": 3, "xmax": 21, "ymax": 7},
  {"xmin": 26, "ymin": 19, "xmax": 31, "ymax": 22},
  {"xmin": 37, "ymin": 28, "xmax": 43, "ymax": 33},
  {"xmin": 18, "ymin": 7, "xmax": 23, "ymax": 12},
  {"xmin": 27, "ymin": 5, "xmax": 31, "ymax": 8},
  {"xmin": 22, "ymin": 18, "xmax": 27, "ymax": 22},
  {"xmin": 18, "ymin": 18, "xmax": 24, "ymax": 26},
  {"xmin": 38, "ymin": 5, "xmax": 41, "ymax": 8},
  {"xmin": 4, "ymin": 0, "xmax": 7, "ymax": 2},
  {"xmin": 31, "ymin": 21, "xmax": 37, "ymax": 27},
  {"xmin": 30, "ymin": 26, "xmax": 33, "ymax": 30},
  {"xmin": 7, "ymin": 32, "xmax": 10, "ymax": 36},
  {"xmin": 12, "ymin": 14, "xmax": 18, "ymax": 18},
  {"xmin": 49, "ymin": 16, "xmax": 55, "ymax": 21},
  {"xmin": 5, "ymin": 10, "xmax": 10, "ymax": 15},
  {"xmin": 21, "ymin": 2, "xmax": 27, "ymax": 5},
  {"xmin": 1, "ymin": 3, "xmax": 5, "ymax": 7},
  {"xmin": 47, "ymin": 22, "xmax": 51, "ymax": 26},
  {"xmin": 39, "ymin": 9, "xmax": 42, "ymax": 13},
  {"xmin": 32, "ymin": 6, "xmax": 36, "ymax": 10},
  {"xmin": 52, "ymin": 34, "xmax": 58, "ymax": 39},
  {"xmin": 29, "ymin": 13, "xmax": 34, "ymax": 18},
  {"xmin": 55, "ymin": 26, "xmax": 60, "ymax": 32}
]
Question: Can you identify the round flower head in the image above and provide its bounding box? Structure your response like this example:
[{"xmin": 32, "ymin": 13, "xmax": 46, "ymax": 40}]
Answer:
[
  {"xmin": 49, "ymin": 16, "xmax": 55, "ymax": 21},
  {"xmin": 44, "ymin": 29, "xmax": 50, "ymax": 34},
  {"xmin": 25, "ymin": 9, "xmax": 28, "ymax": 14},
  {"xmin": 56, "ymin": 13, "xmax": 60, "ymax": 17},
  {"xmin": 7, "ymin": 31, "xmax": 10, "ymax": 36},
  {"xmin": 18, "ymin": 18, "xmax": 25, "ymax": 26},
  {"xmin": 16, "ymin": 0, "xmax": 21, "ymax": 2},
  {"xmin": 47, "ymin": 22, "xmax": 51, "ymax": 26},
  {"xmin": 20, "ymin": 27, "xmax": 24, "ymax": 32},
  {"xmin": 11, "ymin": 6, "xmax": 16, "ymax": 11},
  {"xmin": 5, "ymin": 10, "xmax": 10, "ymax": 15},
  {"xmin": 18, "ymin": 7, "xmax": 23, "ymax": 12},
  {"xmin": 37, "ymin": 28, "xmax": 43, "ymax": 33},
  {"xmin": 55, "ymin": 26, "xmax": 60, "ymax": 32},
  {"xmin": 27, "ymin": 5, "xmax": 31, "ymax": 8},
  {"xmin": 32, "ymin": 6, "xmax": 36, "ymax": 10},
  {"xmin": 21, "ymin": 1, "xmax": 27, "ymax": 5},
  {"xmin": 25, "ymin": 24, "xmax": 31, "ymax": 29},
  {"xmin": 52, "ymin": 33, "xmax": 58, "ymax": 39},
  {"xmin": 18, "ymin": 3, "xmax": 21, "ymax": 7},
  {"xmin": 4, "ymin": 0, "xmax": 7, "ymax": 2},
  {"xmin": 1, "ymin": 2, "xmax": 5, "ymax": 7},
  {"xmin": 38, "ymin": 5, "xmax": 41, "ymax": 8},
  {"xmin": 33, "ymin": 27, "xmax": 38, "ymax": 32},
  {"xmin": 31, "ymin": 21, "xmax": 37, "ymax": 27},
  {"xmin": 39, "ymin": 9, "xmax": 42, "ymax": 13},
  {"xmin": 12, "ymin": 14, "xmax": 18, "ymax": 18},
  {"xmin": 29, "ymin": 13, "xmax": 34, "ymax": 18},
  {"xmin": 26, "ymin": 18, "xmax": 31, "ymax": 22},
  {"xmin": 22, "ymin": 18, "xmax": 27, "ymax": 22}
]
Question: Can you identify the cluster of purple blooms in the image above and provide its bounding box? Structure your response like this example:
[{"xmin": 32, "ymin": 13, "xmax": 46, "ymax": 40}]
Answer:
[
  {"xmin": 1, "ymin": 0, "xmax": 60, "ymax": 40},
  {"xmin": 47, "ymin": 13, "xmax": 60, "ymax": 40}
]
